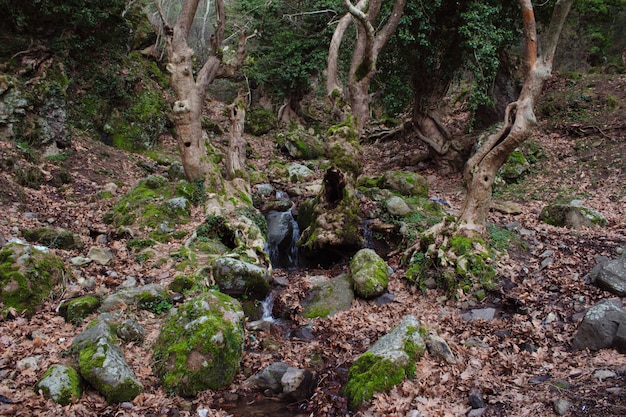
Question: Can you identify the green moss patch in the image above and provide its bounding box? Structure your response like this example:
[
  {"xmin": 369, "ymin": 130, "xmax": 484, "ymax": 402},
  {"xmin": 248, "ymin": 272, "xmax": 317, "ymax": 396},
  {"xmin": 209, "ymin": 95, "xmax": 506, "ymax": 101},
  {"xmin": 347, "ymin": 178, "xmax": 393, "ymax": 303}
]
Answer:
[
  {"xmin": 0, "ymin": 243, "xmax": 65, "ymax": 316},
  {"xmin": 153, "ymin": 290, "xmax": 245, "ymax": 397},
  {"xmin": 344, "ymin": 353, "xmax": 405, "ymax": 409}
]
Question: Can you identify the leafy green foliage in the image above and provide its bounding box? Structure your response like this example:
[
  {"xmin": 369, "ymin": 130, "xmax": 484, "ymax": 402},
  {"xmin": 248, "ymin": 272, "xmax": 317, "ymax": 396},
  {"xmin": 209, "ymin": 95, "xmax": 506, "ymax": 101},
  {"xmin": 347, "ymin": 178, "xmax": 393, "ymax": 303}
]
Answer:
[
  {"xmin": 376, "ymin": 0, "xmax": 518, "ymax": 123},
  {"xmin": 238, "ymin": 0, "xmax": 341, "ymax": 102}
]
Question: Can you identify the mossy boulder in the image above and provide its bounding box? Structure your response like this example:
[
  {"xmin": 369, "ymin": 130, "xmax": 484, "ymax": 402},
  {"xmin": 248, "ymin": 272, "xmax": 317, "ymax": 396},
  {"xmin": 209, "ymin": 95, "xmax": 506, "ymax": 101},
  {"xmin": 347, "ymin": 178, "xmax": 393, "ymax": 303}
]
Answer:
[
  {"xmin": 21, "ymin": 227, "xmax": 83, "ymax": 250},
  {"xmin": 344, "ymin": 315, "xmax": 425, "ymax": 409},
  {"xmin": 499, "ymin": 149, "xmax": 530, "ymax": 183},
  {"xmin": 103, "ymin": 175, "xmax": 192, "ymax": 241},
  {"xmin": 278, "ymin": 128, "xmax": 325, "ymax": 160},
  {"xmin": 34, "ymin": 364, "xmax": 82, "ymax": 406},
  {"xmin": 0, "ymin": 242, "xmax": 65, "ymax": 316},
  {"xmin": 540, "ymin": 201, "xmax": 607, "ymax": 228},
  {"xmin": 211, "ymin": 257, "xmax": 270, "ymax": 299},
  {"xmin": 100, "ymin": 284, "xmax": 172, "ymax": 314},
  {"xmin": 349, "ymin": 249, "xmax": 389, "ymax": 299},
  {"xmin": 153, "ymin": 290, "xmax": 245, "ymax": 397},
  {"xmin": 379, "ymin": 171, "xmax": 428, "ymax": 197},
  {"xmin": 71, "ymin": 317, "xmax": 143, "ymax": 403},
  {"xmin": 303, "ymin": 274, "xmax": 354, "ymax": 318},
  {"xmin": 58, "ymin": 295, "xmax": 101, "ymax": 325}
]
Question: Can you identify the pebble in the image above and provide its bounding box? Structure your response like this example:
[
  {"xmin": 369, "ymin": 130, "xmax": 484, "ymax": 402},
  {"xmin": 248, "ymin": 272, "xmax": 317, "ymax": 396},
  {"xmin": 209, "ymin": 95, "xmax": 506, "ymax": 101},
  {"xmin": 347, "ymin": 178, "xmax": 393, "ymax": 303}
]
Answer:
[
  {"xmin": 17, "ymin": 356, "xmax": 38, "ymax": 371},
  {"xmin": 553, "ymin": 398, "xmax": 571, "ymax": 416},
  {"xmin": 467, "ymin": 408, "xmax": 486, "ymax": 417},
  {"xmin": 120, "ymin": 402, "xmax": 134, "ymax": 409},
  {"xmin": 593, "ymin": 369, "xmax": 616, "ymax": 381},
  {"xmin": 468, "ymin": 388, "xmax": 484, "ymax": 409}
]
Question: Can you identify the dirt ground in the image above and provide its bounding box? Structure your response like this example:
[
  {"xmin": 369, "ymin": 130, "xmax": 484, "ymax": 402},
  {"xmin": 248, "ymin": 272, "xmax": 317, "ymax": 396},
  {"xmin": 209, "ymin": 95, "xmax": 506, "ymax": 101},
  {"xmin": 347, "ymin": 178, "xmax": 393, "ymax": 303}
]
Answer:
[{"xmin": 0, "ymin": 74, "xmax": 625, "ymax": 417}]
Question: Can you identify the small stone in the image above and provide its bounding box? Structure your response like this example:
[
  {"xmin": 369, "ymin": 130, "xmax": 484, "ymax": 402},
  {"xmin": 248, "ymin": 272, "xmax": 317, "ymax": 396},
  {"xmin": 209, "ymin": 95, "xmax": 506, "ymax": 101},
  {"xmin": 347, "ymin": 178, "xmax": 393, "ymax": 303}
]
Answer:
[
  {"xmin": 374, "ymin": 293, "xmax": 395, "ymax": 306},
  {"xmin": 544, "ymin": 312, "xmax": 558, "ymax": 324},
  {"xmin": 462, "ymin": 308, "xmax": 496, "ymax": 321},
  {"xmin": 539, "ymin": 250, "xmax": 554, "ymax": 258},
  {"xmin": 469, "ymin": 388, "xmax": 484, "ymax": 409},
  {"xmin": 120, "ymin": 402, "xmax": 134, "ymax": 409},
  {"xmin": 540, "ymin": 257, "xmax": 553, "ymax": 270},
  {"xmin": 553, "ymin": 398, "xmax": 571, "ymax": 416},
  {"xmin": 464, "ymin": 337, "xmax": 489, "ymax": 349},
  {"xmin": 505, "ymin": 221, "xmax": 521, "ymax": 231},
  {"xmin": 17, "ymin": 356, "xmax": 39, "ymax": 371},
  {"xmin": 71, "ymin": 256, "xmax": 92, "ymax": 266},
  {"xmin": 87, "ymin": 247, "xmax": 114, "ymax": 266},
  {"xmin": 617, "ymin": 247, "xmax": 624, "ymax": 255},
  {"xmin": 593, "ymin": 369, "xmax": 617, "ymax": 381},
  {"xmin": 467, "ymin": 408, "xmax": 486, "ymax": 417},
  {"xmin": 425, "ymin": 334, "xmax": 456, "ymax": 364}
]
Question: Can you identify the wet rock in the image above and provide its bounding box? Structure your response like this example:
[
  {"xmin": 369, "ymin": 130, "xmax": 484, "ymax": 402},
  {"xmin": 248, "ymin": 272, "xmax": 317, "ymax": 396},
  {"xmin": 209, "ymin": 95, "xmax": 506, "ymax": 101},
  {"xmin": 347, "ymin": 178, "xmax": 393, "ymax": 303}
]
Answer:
[
  {"xmin": 211, "ymin": 257, "xmax": 270, "ymax": 299},
  {"xmin": 572, "ymin": 299, "xmax": 626, "ymax": 353},
  {"xmin": 469, "ymin": 388, "xmax": 485, "ymax": 409},
  {"xmin": 34, "ymin": 364, "xmax": 82, "ymax": 406}
]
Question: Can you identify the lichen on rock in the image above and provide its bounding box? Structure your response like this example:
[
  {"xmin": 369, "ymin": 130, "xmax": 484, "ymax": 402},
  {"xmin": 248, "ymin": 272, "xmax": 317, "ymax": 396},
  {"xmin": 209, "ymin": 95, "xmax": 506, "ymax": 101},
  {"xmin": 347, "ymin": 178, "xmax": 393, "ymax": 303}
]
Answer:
[{"xmin": 34, "ymin": 364, "xmax": 82, "ymax": 406}]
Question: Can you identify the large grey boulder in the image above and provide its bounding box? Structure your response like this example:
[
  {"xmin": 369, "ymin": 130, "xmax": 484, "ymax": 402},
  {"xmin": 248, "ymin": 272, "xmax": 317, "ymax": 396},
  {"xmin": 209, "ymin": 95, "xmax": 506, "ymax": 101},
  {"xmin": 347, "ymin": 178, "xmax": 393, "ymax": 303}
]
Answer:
[
  {"xmin": 72, "ymin": 317, "xmax": 143, "ymax": 403},
  {"xmin": 34, "ymin": 364, "xmax": 82, "ymax": 405},
  {"xmin": 572, "ymin": 299, "xmax": 626, "ymax": 353},
  {"xmin": 590, "ymin": 252, "xmax": 626, "ymax": 296},
  {"xmin": 349, "ymin": 249, "xmax": 389, "ymax": 299},
  {"xmin": 344, "ymin": 315, "xmax": 426, "ymax": 409},
  {"xmin": 211, "ymin": 257, "xmax": 270, "ymax": 299},
  {"xmin": 152, "ymin": 290, "xmax": 245, "ymax": 397},
  {"xmin": 303, "ymin": 274, "xmax": 354, "ymax": 318}
]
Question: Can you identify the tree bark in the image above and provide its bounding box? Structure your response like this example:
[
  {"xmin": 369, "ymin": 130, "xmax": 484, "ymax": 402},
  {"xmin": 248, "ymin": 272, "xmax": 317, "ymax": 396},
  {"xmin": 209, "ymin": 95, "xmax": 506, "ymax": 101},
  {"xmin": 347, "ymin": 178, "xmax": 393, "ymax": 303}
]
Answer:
[
  {"xmin": 327, "ymin": 0, "xmax": 406, "ymax": 136},
  {"xmin": 157, "ymin": 0, "xmax": 249, "ymax": 188},
  {"xmin": 456, "ymin": 0, "xmax": 574, "ymax": 236},
  {"xmin": 226, "ymin": 96, "xmax": 247, "ymax": 179}
]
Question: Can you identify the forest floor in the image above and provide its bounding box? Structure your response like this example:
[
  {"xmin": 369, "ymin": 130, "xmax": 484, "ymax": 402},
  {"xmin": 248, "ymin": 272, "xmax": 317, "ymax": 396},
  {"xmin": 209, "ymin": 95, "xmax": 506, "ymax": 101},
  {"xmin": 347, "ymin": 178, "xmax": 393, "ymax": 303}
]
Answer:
[{"xmin": 0, "ymin": 73, "xmax": 625, "ymax": 417}]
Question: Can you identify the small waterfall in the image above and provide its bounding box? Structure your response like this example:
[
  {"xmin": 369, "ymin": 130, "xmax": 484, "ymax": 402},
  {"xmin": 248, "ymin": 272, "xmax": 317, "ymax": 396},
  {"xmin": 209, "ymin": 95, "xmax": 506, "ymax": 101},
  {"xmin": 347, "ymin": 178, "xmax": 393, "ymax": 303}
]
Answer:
[
  {"xmin": 264, "ymin": 191, "xmax": 300, "ymax": 269},
  {"xmin": 260, "ymin": 291, "xmax": 275, "ymax": 322}
]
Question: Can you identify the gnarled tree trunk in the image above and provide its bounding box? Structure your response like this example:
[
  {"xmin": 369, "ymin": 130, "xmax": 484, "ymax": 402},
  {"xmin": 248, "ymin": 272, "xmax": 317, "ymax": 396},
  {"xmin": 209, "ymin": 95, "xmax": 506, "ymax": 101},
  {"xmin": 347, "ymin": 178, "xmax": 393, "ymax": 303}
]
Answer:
[
  {"xmin": 156, "ymin": 0, "xmax": 249, "ymax": 188},
  {"xmin": 326, "ymin": 0, "xmax": 406, "ymax": 137},
  {"xmin": 456, "ymin": 0, "xmax": 574, "ymax": 237}
]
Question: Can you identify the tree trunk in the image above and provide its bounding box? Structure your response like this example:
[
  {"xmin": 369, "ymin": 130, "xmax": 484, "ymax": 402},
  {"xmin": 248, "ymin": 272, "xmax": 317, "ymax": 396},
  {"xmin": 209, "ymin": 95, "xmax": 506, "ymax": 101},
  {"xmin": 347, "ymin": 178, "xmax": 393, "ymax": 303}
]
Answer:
[
  {"xmin": 226, "ymin": 97, "xmax": 246, "ymax": 179},
  {"xmin": 327, "ymin": 0, "xmax": 406, "ymax": 137},
  {"xmin": 456, "ymin": 0, "xmax": 574, "ymax": 236}
]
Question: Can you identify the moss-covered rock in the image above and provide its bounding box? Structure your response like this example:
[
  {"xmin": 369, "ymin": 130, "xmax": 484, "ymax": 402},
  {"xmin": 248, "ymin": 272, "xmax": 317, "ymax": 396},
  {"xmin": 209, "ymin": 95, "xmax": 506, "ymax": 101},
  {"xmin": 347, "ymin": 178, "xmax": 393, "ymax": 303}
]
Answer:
[
  {"xmin": 153, "ymin": 290, "xmax": 245, "ymax": 397},
  {"xmin": 344, "ymin": 316, "xmax": 425, "ymax": 409},
  {"xmin": 34, "ymin": 364, "xmax": 82, "ymax": 406},
  {"xmin": 0, "ymin": 242, "xmax": 65, "ymax": 316},
  {"xmin": 277, "ymin": 127, "xmax": 325, "ymax": 160},
  {"xmin": 349, "ymin": 249, "xmax": 389, "ymax": 299},
  {"xmin": 72, "ymin": 317, "xmax": 143, "ymax": 403},
  {"xmin": 540, "ymin": 202, "xmax": 607, "ymax": 228},
  {"xmin": 168, "ymin": 275, "xmax": 195, "ymax": 293},
  {"xmin": 499, "ymin": 149, "xmax": 530, "ymax": 183},
  {"xmin": 21, "ymin": 227, "xmax": 83, "ymax": 250},
  {"xmin": 58, "ymin": 295, "xmax": 101, "ymax": 325},
  {"xmin": 103, "ymin": 175, "xmax": 192, "ymax": 241},
  {"xmin": 211, "ymin": 257, "xmax": 270, "ymax": 299},
  {"xmin": 379, "ymin": 171, "xmax": 428, "ymax": 197},
  {"xmin": 100, "ymin": 284, "xmax": 172, "ymax": 314}
]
